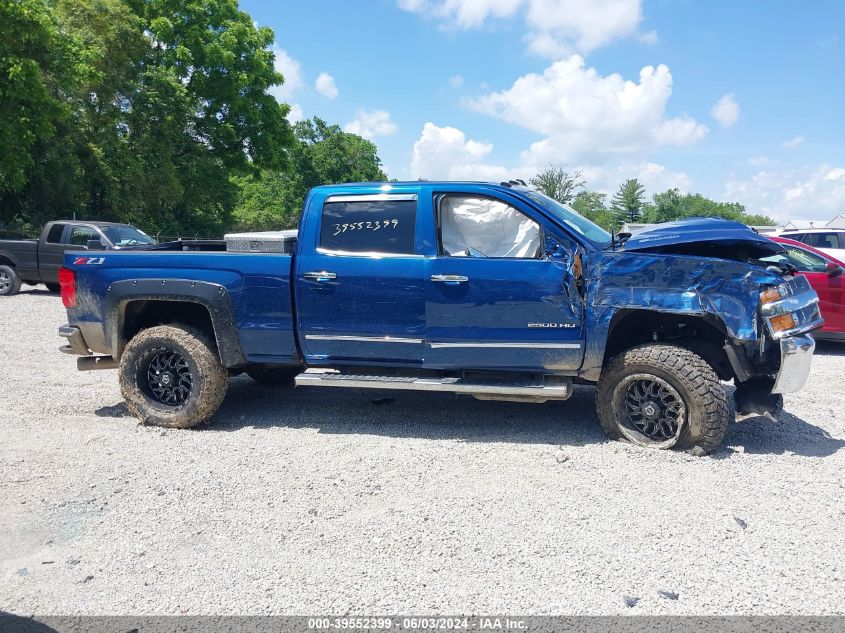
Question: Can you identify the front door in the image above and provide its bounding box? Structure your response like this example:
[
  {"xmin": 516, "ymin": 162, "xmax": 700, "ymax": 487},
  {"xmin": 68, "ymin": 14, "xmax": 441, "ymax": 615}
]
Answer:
[
  {"xmin": 295, "ymin": 192, "xmax": 426, "ymax": 365},
  {"xmin": 425, "ymin": 194, "xmax": 584, "ymax": 372}
]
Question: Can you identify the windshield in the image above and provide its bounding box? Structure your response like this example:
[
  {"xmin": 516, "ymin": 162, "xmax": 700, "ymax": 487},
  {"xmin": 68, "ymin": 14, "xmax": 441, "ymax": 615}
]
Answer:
[
  {"xmin": 101, "ymin": 225, "xmax": 156, "ymax": 247},
  {"xmin": 521, "ymin": 190, "xmax": 612, "ymax": 247}
]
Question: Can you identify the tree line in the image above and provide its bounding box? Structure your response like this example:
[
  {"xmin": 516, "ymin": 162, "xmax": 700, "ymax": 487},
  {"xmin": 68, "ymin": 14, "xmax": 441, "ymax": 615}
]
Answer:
[{"xmin": 530, "ymin": 166, "xmax": 775, "ymax": 232}]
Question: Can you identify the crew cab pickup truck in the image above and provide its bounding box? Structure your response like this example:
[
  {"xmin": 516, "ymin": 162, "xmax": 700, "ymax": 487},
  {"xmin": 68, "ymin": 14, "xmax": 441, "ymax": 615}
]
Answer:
[
  {"xmin": 0, "ymin": 221, "xmax": 156, "ymax": 296},
  {"xmin": 57, "ymin": 182, "xmax": 823, "ymax": 453}
]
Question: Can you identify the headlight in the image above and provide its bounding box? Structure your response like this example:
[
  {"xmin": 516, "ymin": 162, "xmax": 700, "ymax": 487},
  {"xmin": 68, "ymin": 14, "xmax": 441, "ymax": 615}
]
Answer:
[{"xmin": 759, "ymin": 278, "xmax": 823, "ymax": 338}]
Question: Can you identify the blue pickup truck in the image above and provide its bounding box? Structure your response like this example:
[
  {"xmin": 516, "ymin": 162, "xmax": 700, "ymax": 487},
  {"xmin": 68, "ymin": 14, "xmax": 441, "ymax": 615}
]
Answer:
[{"xmin": 57, "ymin": 181, "xmax": 823, "ymax": 452}]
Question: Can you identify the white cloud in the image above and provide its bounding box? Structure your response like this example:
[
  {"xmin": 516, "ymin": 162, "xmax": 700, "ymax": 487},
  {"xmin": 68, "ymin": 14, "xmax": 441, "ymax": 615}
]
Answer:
[
  {"xmin": 467, "ymin": 55, "xmax": 707, "ymax": 166},
  {"xmin": 449, "ymin": 74, "xmax": 464, "ymax": 88},
  {"xmin": 724, "ymin": 164, "xmax": 845, "ymax": 222},
  {"xmin": 747, "ymin": 156, "xmax": 770, "ymax": 166},
  {"xmin": 410, "ymin": 123, "xmax": 514, "ymax": 181},
  {"xmin": 315, "ymin": 72, "xmax": 338, "ymax": 99},
  {"xmin": 782, "ymin": 135, "xmax": 805, "ymax": 148},
  {"xmin": 408, "ymin": 122, "xmax": 691, "ymax": 197},
  {"xmin": 286, "ymin": 103, "xmax": 304, "ymax": 124},
  {"xmin": 398, "ymin": 0, "xmax": 645, "ymax": 58},
  {"xmin": 711, "ymin": 93, "xmax": 740, "ymax": 128},
  {"xmin": 269, "ymin": 47, "xmax": 304, "ymax": 102},
  {"xmin": 638, "ymin": 29, "xmax": 658, "ymax": 45},
  {"xmin": 344, "ymin": 110, "xmax": 398, "ymax": 140}
]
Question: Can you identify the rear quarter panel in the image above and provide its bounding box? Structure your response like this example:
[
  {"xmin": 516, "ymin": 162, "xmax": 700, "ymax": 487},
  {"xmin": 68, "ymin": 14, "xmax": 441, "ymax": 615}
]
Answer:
[{"xmin": 65, "ymin": 251, "xmax": 297, "ymax": 364}]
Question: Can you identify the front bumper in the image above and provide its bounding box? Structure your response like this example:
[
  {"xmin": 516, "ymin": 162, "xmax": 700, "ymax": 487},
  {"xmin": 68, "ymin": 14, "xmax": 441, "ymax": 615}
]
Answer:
[{"xmin": 772, "ymin": 335, "xmax": 815, "ymax": 394}]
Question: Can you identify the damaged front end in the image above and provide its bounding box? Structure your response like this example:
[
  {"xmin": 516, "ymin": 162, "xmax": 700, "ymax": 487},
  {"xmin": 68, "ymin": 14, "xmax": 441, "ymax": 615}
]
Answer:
[{"xmin": 584, "ymin": 218, "xmax": 823, "ymax": 418}]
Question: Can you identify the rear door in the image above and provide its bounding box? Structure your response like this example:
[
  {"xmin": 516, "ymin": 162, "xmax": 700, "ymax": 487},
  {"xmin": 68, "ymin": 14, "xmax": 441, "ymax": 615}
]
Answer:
[
  {"xmin": 37, "ymin": 223, "xmax": 69, "ymax": 283},
  {"xmin": 295, "ymin": 192, "xmax": 426, "ymax": 365},
  {"xmin": 424, "ymin": 192, "xmax": 585, "ymax": 372}
]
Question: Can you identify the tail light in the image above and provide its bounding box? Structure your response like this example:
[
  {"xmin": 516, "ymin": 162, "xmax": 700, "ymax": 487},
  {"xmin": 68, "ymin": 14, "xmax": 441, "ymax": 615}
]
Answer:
[{"xmin": 59, "ymin": 267, "xmax": 76, "ymax": 308}]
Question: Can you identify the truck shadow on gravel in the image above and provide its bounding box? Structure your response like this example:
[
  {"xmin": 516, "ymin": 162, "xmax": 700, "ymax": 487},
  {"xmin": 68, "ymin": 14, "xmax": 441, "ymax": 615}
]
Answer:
[
  {"xmin": 208, "ymin": 379, "xmax": 607, "ymax": 447},
  {"xmin": 130, "ymin": 377, "xmax": 842, "ymax": 457}
]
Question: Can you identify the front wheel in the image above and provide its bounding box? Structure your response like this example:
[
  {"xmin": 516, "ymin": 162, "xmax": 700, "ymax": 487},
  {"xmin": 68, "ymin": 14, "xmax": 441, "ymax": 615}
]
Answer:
[
  {"xmin": 0, "ymin": 265, "xmax": 22, "ymax": 296},
  {"xmin": 596, "ymin": 344, "xmax": 729, "ymax": 452},
  {"xmin": 119, "ymin": 324, "xmax": 228, "ymax": 428}
]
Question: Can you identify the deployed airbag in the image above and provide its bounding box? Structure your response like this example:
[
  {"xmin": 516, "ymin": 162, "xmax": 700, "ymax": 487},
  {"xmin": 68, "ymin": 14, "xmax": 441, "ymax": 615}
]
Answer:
[{"xmin": 440, "ymin": 196, "xmax": 541, "ymax": 258}]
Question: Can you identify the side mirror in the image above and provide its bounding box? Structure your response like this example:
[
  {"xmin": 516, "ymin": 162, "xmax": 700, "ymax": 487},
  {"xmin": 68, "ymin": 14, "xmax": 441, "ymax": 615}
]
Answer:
[
  {"xmin": 826, "ymin": 262, "xmax": 843, "ymax": 277},
  {"xmin": 87, "ymin": 239, "xmax": 105, "ymax": 250},
  {"xmin": 544, "ymin": 235, "xmax": 569, "ymax": 261}
]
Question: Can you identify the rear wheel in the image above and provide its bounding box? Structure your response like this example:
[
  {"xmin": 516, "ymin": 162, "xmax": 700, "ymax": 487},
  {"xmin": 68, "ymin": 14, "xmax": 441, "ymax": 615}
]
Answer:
[
  {"xmin": 596, "ymin": 344, "xmax": 729, "ymax": 452},
  {"xmin": 0, "ymin": 265, "xmax": 21, "ymax": 296},
  {"xmin": 246, "ymin": 365, "xmax": 300, "ymax": 386},
  {"xmin": 45, "ymin": 282, "xmax": 61, "ymax": 293},
  {"xmin": 119, "ymin": 324, "xmax": 228, "ymax": 428}
]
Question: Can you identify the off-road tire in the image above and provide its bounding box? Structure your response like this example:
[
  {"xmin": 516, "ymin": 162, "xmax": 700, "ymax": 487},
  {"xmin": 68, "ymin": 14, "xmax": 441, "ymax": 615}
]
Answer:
[
  {"xmin": 0, "ymin": 265, "xmax": 22, "ymax": 296},
  {"xmin": 44, "ymin": 283, "xmax": 61, "ymax": 293},
  {"xmin": 119, "ymin": 324, "xmax": 228, "ymax": 428},
  {"xmin": 596, "ymin": 344, "xmax": 729, "ymax": 452},
  {"xmin": 246, "ymin": 365, "xmax": 300, "ymax": 386}
]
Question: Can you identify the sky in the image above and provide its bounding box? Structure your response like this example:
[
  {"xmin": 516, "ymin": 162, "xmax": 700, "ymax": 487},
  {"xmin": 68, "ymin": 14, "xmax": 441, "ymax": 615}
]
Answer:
[{"xmin": 241, "ymin": 0, "xmax": 845, "ymax": 222}]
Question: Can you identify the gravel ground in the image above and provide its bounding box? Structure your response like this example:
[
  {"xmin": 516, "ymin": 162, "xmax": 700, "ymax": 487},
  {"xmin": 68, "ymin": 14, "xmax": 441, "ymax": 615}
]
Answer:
[{"xmin": 1, "ymin": 286, "xmax": 844, "ymax": 616}]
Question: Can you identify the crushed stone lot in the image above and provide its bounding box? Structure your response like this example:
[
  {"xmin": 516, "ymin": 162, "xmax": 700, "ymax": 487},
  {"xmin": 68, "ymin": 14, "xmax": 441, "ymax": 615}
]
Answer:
[{"xmin": 1, "ymin": 286, "xmax": 844, "ymax": 615}]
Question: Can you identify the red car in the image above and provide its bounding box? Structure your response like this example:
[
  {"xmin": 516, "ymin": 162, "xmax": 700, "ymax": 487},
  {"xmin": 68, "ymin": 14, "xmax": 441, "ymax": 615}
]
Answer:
[{"xmin": 768, "ymin": 236, "xmax": 845, "ymax": 340}]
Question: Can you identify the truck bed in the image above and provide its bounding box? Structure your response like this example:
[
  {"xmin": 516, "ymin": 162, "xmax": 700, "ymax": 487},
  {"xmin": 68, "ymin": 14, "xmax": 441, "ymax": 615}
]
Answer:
[
  {"xmin": 0, "ymin": 238, "xmax": 39, "ymax": 281},
  {"xmin": 67, "ymin": 250, "xmax": 299, "ymax": 364}
]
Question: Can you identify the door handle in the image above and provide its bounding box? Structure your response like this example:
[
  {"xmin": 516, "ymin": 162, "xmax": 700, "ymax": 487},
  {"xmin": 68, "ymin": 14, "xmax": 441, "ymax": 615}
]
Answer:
[
  {"xmin": 430, "ymin": 274, "xmax": 468, "ymax": 283},
  {"xmin": 303, "ymin": 271, "xmax": 337, "ymax": 281}
]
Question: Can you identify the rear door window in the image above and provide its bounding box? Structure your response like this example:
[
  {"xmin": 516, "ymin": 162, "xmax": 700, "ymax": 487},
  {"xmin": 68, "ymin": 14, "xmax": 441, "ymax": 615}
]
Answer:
[
  {"xmin": 805, "ymin": 232, "xmax": 841, "ymax": 249},
  {"xmin": 319, "ymin": 196, "xmax": 417, "ymax": 255},
  {"xmin": 46, "ymin": 224, "xmax": 66, "ymax": 243}
]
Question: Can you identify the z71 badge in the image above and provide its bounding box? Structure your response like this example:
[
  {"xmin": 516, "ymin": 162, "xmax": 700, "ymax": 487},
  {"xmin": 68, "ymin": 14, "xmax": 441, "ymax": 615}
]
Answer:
[{"xmin": 73, "ymin": 257, "xmax": 105, "ymax": 265}]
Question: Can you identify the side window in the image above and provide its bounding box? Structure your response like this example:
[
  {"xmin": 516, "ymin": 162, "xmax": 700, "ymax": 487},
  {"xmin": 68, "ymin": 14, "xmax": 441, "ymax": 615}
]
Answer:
[
  {"xmin": 784, "ymin": 247, "xmax": 829, "ymax": 272},
  {"xmin": 438, "ymin": 195, "xmax": 541, "ymax": 259},
  {"xmin": 805, "ymin": 232, "xmax": 840, "ymax": 249},
  {"xmin": 46, "ymin": 224, "xmax": 66, "ymax": 244},
  {"xmin": 69, "ymin": 225, "xmax": 99, "ymax": 247},
  {"xmin": 319, "ymin": 197, "xmax": 417, "ymax": 254}
]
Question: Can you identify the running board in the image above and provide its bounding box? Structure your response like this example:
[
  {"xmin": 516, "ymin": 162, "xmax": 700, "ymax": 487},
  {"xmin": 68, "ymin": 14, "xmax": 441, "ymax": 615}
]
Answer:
[{"xmin": 294, "ymin": 370, "xmax": 572, "ymax": 402}]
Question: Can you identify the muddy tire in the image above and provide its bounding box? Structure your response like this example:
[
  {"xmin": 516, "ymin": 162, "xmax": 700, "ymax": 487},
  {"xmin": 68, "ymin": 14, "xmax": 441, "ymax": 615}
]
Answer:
[
  {"xmin": 119, "ymin": 324, "xmax": 228, "ymax": 428},
  {"xmin": 246, "ymin": 365, "xmax": 300, "ymax": 386},
  {"xmin": 596, "ymin": 344, "xmax": 729, "ymax": 452},
  {"xmin": 0, "ymin": 265, "xmax": 22, "ymax": 296}
]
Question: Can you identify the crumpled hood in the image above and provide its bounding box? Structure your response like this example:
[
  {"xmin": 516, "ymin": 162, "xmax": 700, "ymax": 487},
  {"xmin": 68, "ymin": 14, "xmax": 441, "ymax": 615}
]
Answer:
[{"xmin": 622, "ymin": 217, "xmax": 783, "ymax": 258}]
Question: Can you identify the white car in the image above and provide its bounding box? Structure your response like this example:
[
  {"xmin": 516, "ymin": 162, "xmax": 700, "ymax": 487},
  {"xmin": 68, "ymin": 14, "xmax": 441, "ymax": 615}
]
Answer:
[{"xmin": 778, "ymin": 229, "xmax": 845, "ymax": 261}]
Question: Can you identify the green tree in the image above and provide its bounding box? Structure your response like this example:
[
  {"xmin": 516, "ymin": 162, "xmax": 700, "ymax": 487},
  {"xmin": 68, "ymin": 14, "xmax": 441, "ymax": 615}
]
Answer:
[
  {"xmin": 530, "ymin": 165, "xmax": 585, "ymax": 204},
  {"xmin": 233, "ymin": 117, "xmax": 387, "ymax": 231},
  {"xmin": 641, "ymin": 188, "xmax": 775, "ymax": 226},
  {"xmin": 0, "ymin": 0, "xmax": 89, "ymax": 229},
  {"xmin": 611, "ymin": 178, "xmax": 646, "ymax": 226},
  {"xmin": 1, "ymin": 0, "xmax": 295, "ymax": 237},
  {"xmin": 571, "ymin": 190, "xmax": 615, "ymax": 231},
  {"xmin": 642, "ymin": 188, "xmax": 683, "ymax": 224}
]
